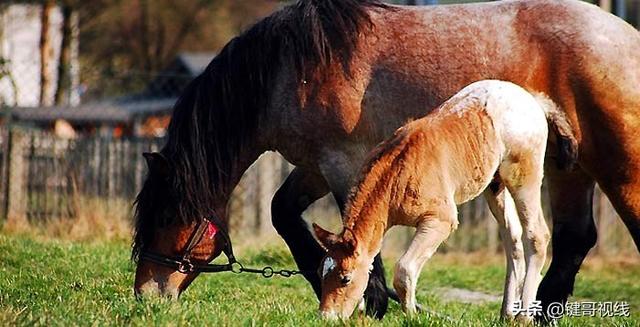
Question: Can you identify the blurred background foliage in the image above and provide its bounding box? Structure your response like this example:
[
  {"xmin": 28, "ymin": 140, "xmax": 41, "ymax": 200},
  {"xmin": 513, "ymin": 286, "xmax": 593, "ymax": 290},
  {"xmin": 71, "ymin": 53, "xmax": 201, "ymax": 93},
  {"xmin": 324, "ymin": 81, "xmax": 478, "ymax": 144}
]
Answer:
[
  {"xmin": 73, "ymin": 0, "xmax": 283, "ymax": 98},
  {"xmin": 1, "ymin": 0, "xmax": 636, "ymax": 100}
]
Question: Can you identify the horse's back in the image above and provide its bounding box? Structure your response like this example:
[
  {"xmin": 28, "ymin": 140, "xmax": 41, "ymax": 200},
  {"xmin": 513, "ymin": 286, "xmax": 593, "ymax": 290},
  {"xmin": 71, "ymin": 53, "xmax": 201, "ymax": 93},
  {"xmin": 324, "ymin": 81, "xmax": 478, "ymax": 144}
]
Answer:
[{"xmin": 365, "ymin": 0, "xmax": 640, "ymax": 129}]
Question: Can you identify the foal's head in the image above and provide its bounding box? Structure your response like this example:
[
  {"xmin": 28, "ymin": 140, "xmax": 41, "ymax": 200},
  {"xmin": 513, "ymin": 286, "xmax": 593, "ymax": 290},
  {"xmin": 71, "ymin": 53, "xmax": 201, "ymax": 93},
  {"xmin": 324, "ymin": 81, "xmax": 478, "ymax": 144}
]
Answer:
[
  {"xmin": 132, "ymin": 152, "xmax": 228, "ymax": 298},
  {"xmin": 313, "ymin": 223, "xmax": 372, "ymax": 319}
]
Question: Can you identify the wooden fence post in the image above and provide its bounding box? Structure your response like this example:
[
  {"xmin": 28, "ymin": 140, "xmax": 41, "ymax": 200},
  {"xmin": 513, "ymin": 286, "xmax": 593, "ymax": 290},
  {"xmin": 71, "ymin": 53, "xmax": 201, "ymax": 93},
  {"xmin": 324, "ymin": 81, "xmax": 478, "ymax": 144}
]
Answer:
[
  {"xmin": 485, "ymin": 199, "xmax": 498, "ymax": 253},
  {"xmin": 0, "ymin": 129, "xmax": 7, "ymax": 221},
  {"xmin": 597, "ymin": 188, "xmax": 606, "ymax": 255},
  {"xmin": 6, "ymin": 129, "xmax": 28, "ymax": 226},
  {"xmin": 254, "ymin": 154, "xmax": 267, "ymax": 236},
  {"xmin": 255, "ymin": 152, "xmax": 284, "ymax": 236}
]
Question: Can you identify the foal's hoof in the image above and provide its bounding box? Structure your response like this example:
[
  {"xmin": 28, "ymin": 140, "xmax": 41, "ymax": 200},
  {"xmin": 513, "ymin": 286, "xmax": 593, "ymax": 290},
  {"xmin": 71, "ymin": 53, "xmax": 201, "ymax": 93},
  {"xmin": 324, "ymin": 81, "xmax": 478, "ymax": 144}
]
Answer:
[{"xmin": 515, "ymin": 313, "xmax": 537, "ymax": 325}]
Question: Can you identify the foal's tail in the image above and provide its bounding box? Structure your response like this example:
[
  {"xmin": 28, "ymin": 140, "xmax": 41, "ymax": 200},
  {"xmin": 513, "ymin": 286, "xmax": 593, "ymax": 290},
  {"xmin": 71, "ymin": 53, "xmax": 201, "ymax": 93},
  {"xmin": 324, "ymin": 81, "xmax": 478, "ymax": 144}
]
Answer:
[{"xmin": 534, "ymin": 94, "xmax": 579, "ymax": 171}]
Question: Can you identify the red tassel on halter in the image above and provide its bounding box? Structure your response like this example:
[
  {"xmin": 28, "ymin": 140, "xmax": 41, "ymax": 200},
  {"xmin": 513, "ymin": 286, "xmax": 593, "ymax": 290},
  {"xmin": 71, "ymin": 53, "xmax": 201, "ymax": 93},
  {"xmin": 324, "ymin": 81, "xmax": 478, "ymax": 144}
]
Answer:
[{"xmin": 207, "ymin": 221, "xmax": 218, "ymax": 239}]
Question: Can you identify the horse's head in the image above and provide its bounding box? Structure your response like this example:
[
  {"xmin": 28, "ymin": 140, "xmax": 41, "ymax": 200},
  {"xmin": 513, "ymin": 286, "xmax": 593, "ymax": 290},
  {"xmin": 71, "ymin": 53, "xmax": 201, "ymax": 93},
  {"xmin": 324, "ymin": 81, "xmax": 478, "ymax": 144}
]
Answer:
[
  {"xmin": 132, "ymin": 152, "xmax": 228, "ymax": 298},
  {"xmin": 313, "ymin": 223, "xmax": 371, "ymax": 319}
]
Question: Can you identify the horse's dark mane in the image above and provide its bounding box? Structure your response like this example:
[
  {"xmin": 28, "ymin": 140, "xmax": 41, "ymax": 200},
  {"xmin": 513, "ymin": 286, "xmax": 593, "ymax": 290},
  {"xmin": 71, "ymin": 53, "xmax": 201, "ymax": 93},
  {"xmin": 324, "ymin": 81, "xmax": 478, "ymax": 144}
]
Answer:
[{"xmin": 132, "ymin": 0, "xmax": 388, "ymax": 260}]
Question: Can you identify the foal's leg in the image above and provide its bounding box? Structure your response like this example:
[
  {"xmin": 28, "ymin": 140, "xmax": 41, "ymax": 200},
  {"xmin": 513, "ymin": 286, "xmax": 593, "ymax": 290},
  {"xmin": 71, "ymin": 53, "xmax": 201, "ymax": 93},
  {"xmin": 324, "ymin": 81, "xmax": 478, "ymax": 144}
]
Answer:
[
  {"xmin": 501, "ymin": 161, "xmax": 550, "ymax": 322},
  {"xmin": 484, "ymin": 187, "xmax": 525, "ymax": 319},
  {"xmin": 271, "ymin": 168, "xmax": 330, "ymax": 297},
  {"xmin": 393, "ymin": 208, "xmax": 458, "ymax": 315}
]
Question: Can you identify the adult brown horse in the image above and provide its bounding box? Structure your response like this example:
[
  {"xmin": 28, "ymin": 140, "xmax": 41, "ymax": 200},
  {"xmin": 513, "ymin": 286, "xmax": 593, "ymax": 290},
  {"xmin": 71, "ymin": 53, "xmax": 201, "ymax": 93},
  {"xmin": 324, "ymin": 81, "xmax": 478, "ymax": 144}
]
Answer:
[{"xmin": 132, "ymin": 0, "xmax": 640, "ymax": 320}]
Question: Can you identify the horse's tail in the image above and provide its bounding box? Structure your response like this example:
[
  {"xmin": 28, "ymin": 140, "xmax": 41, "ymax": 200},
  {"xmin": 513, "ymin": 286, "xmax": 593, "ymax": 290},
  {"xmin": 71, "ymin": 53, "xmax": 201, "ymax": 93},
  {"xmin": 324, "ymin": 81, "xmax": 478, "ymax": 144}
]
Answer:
[{"xmin": 533, "ymin": 94, "xmax": 579, "ymax": 171}]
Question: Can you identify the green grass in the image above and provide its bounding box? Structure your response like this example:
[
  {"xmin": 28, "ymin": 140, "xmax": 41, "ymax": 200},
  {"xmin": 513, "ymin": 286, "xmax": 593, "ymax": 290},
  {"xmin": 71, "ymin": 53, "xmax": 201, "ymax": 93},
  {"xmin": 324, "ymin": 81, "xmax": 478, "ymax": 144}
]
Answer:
[{"xmin": 0, "ymin": 233, "xmax": 638, "ymax": 326}]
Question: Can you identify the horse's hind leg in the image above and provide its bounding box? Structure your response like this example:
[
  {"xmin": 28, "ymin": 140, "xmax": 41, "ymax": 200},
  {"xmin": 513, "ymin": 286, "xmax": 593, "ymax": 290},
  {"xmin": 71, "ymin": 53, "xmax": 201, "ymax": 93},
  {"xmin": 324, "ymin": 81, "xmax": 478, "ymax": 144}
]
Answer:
[
  {"xmin": 536, "ymin": 163, "xmax": 596, "ymax": 321},
  {"xmin": 271, "ymin": 167, "xmax": 330, "ymax": 297},
  {"xmin": 483, "ymin": 186, "xmax": 525, "ymax": 319},
  {"xmin": 500, "ymin": 155, "xmax": 550, "ymax": 322},
  {"xmin": 393, "ymin": 206, "xmax": 458, "ymax": 315}
]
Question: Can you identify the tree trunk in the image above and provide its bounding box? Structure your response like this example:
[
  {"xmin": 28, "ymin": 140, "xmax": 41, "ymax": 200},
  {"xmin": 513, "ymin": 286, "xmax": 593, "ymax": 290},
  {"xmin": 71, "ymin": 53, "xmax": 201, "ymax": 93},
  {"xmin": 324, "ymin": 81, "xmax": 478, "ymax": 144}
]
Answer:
[
  {"xmin": 69, "ymin": 5, "xmax": 80, "ymax": 106},
  {"xmin": 139, "ymin": 0, "xmax": 152, "ymax": 72},
  {"xmin": 637, "ymin": 1, "xmax": 640, "ymax": 28},
  {"xmin": 54, "ymin": 3, "xmax": 74, "ymax": 106},
  {"xmin": 39, "ymin": 0, "xmax": 55, "ymax": 106},
  {"xmin": 600, "ymin": 0, "xmax": 612, "ymax": 13},
  {"xmin": 614, "ymin": 0, "xmax": 626, "ymax": 20}
]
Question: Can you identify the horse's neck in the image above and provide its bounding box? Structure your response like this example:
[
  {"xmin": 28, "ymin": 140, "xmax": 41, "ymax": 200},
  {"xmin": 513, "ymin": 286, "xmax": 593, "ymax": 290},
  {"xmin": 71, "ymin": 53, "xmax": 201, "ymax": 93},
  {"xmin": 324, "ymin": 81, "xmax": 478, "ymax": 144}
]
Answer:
[{"xmin": 216, "ymin": 139, "xmax": 267, "ymax": 213}]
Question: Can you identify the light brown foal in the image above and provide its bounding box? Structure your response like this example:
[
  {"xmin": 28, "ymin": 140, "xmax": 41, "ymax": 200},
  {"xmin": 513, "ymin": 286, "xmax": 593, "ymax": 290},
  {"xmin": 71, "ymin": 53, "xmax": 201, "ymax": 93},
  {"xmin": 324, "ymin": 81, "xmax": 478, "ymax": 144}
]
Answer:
[{"xmin": 314, "ymin": 80, "xmax": 577, "ymax": 321}]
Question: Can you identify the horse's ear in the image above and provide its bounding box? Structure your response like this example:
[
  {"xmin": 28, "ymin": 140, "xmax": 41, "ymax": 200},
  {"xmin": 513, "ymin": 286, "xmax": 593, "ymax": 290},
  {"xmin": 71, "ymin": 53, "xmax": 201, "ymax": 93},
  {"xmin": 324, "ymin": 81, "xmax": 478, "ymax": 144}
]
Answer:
[
  {"xmin": 312, "ymin": 223, "xmax": 339, "ymax": 251},
  {"xmin": 143, "ymin": 152, "xmax": 169, "ymax": 176}
]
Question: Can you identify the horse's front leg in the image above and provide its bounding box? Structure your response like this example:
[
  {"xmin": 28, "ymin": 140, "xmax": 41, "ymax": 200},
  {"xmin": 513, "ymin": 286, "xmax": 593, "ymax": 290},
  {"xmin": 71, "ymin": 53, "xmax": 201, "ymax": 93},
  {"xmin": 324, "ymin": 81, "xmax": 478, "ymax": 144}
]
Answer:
[{"xmin": 271, "ymin": 167, "xmax": 330, "ymax": 297}]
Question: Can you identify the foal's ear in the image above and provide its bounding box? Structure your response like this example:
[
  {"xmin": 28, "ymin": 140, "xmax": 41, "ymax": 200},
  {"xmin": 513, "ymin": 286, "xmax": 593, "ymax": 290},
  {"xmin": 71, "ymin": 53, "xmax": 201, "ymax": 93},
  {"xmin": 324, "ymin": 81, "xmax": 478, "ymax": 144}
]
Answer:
[
  {"xmin": 342, "ymin": 228, "xmax": 357, "ymax": 253},
  {"xmin": 312, "ymin": 223, "xmax": 340, "ymax": 251},
  {"xmin": 143, "ymin": 152, "xmax": 170, "ymax": 176}
]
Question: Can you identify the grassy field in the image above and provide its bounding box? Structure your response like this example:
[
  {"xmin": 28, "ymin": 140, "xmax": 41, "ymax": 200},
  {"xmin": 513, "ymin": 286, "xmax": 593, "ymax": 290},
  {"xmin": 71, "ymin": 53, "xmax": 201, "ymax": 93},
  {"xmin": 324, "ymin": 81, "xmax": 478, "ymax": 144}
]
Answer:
[{"xmin": 0, "ymin": 232, "xmax": 638, "ymax": 326}]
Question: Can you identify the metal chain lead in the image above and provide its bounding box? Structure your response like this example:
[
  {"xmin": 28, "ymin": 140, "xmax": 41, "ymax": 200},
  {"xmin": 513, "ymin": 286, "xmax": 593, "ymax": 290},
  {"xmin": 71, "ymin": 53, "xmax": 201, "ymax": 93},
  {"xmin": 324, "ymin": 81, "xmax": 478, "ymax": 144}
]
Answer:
[
  {"xmin": 233, "ymin": 262, "xmax": 303, "ymax": 278},
  {"xmin": 141, "ymin": 216, "xmax": 308, "ymax": 278}
]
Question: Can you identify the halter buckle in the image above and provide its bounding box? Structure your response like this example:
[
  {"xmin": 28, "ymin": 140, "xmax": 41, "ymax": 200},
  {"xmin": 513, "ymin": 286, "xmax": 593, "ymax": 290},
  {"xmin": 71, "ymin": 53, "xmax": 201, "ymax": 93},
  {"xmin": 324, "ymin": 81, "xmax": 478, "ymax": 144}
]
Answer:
[{"xmin": 178, "ymin": 259, "xmax": 195, "ymax": 274}]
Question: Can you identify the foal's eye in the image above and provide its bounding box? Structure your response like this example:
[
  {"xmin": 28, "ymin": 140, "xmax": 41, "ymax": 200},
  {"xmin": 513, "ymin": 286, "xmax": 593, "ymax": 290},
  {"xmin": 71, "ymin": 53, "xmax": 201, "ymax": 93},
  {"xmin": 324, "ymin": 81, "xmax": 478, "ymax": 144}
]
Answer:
[{"xmin": 340, "ymin": 274, "xmax": 352, "ymax": 285}]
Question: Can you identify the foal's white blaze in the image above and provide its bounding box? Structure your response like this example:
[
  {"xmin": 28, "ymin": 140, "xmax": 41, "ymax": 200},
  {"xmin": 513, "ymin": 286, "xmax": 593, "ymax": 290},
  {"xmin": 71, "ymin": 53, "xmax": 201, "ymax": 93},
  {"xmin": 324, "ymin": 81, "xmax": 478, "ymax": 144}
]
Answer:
[{"xmin": 321, "ymin": 257, "xmax": 336, "ymax": 279}]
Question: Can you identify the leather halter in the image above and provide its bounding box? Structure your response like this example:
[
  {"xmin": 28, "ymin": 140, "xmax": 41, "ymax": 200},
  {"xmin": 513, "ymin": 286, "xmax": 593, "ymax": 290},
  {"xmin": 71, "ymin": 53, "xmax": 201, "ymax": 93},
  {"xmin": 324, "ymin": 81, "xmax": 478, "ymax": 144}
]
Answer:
[{"xmin": 139, "ymin": 215, "xmax": 240, "ymax": 274}]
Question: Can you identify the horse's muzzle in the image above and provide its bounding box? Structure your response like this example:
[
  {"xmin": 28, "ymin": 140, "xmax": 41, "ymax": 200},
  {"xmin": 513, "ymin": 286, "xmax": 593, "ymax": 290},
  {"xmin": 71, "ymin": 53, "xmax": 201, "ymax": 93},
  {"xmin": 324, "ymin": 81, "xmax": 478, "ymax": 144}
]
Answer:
[{"xmin": 134, "ymin": 260, "xmax": 193, "ymax": 300}]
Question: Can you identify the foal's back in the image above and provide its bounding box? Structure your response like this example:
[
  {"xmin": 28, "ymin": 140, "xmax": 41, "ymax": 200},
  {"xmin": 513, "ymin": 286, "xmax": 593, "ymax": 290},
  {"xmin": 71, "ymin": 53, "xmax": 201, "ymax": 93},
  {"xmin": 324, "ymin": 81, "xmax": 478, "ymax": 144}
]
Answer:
[
  {"xmin": 379, "ymin": 81, "xmax": 551, "ymax": 317},
  {"xmin": 380, "ymin": 80, "xmax": 548, "ymax": 223},
  {"xmin": 442, "ymin": 81, "xmax": 548, "ymax": 203}
]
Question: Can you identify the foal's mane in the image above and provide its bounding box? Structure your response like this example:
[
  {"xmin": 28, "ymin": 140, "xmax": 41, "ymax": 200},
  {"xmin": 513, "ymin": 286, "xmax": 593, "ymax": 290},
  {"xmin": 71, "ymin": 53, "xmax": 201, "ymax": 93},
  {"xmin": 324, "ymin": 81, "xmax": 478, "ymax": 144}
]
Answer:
[{"xmin": 133, "ymin": 0, "xmax": 388, "ymax": 259}]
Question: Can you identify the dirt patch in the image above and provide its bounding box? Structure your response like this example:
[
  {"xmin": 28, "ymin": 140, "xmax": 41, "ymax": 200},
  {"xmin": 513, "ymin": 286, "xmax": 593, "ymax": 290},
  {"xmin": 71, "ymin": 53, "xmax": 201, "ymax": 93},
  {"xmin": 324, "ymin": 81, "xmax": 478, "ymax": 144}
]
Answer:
[{"xmin": 434, "ymin": 287, "xmax": 501, "ymax": 304}]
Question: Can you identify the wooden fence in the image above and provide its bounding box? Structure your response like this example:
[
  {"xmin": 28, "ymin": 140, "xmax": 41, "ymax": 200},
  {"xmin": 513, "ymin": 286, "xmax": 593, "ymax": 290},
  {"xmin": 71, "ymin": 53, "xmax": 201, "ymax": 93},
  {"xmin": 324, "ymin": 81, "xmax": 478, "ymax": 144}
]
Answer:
[
  {"xmin": 1, "ymin": 128, "xmax": 164, "ymax": 222},
  {"xmin": 0, "ymin": 127, "xmax": 635, "ymax": 254}
]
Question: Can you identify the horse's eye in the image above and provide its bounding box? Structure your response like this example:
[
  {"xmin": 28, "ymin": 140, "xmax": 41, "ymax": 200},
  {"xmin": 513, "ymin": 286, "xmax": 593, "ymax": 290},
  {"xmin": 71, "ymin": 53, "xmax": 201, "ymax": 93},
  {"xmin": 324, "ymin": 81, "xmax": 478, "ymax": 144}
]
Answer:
[{"xmin": 340, "ymin": 274, "xmax": 352, "ymax": 285}]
